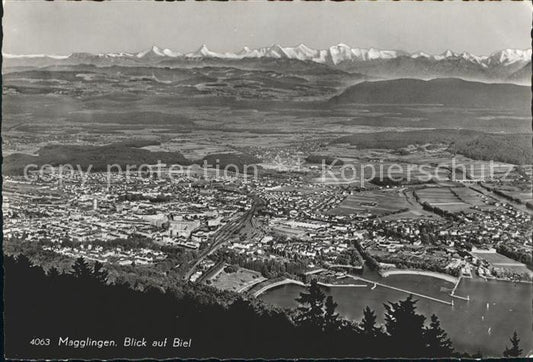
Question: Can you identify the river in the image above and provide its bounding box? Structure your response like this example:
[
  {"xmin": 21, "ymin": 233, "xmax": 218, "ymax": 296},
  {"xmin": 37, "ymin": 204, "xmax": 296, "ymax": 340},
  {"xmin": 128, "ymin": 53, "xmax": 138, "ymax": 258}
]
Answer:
[{"xmin": 259, "ymin": 271, "xmax": 532, "ymax": 357}]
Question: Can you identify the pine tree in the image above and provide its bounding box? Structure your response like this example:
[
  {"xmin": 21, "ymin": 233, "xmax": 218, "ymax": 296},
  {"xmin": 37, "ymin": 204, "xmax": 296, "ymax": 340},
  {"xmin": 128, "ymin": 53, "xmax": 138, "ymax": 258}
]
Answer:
[
  {"xmin": 424, "ymin": 314, "xmax": 454, "ymax": 357},
  {"xmin": 360, "ymin": 306, "xmax": 382, "ymax": 338},
  {"xmin": 72, "ymin": 257, "xmax": 92, "ymax": 279},
  {"xmin": 295, "ymin": 279, "xmax": 326, "ymax": 329},
  {"xmin": 324, "ymin": 295, "xmax": 342, "ymax": 333},
  {"xmin": 47, "ymin": 267, "xmax": 60, "ymax": 279},
  {"xmin": 503, "ymin": 331, "xmax": 522, "ymax": 357},
  {"xmin": 71, "ymin": 258, "xmax": 108, "ymax": 283},
  {"xmin": 92, "ymin": 261, "xmax": 108, "ymax": 284},
  {"xmin": 15, "ymin": 254, "xmax": 34, "ymax": 269},
  {"xmin": 384, "ymin": 295, "xmax": 427, "ymax": 357}
]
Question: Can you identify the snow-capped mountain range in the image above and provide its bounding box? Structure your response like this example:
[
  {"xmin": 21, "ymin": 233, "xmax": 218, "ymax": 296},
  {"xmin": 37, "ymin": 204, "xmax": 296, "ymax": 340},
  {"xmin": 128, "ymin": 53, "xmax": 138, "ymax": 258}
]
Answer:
[
  {"xmin": 6, "ymin": 43, "xmax": 530, "ymax": 65},
  {"xmin": 4, "ymin": 44, "xmax": 531, "ymax": 84}
]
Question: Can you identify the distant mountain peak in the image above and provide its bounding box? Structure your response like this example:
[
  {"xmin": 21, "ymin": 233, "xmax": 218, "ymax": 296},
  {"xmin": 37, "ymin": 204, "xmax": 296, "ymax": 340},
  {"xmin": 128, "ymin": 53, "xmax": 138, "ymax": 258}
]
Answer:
[
  {"xmin": 489, "ymin": 48, "xmax": 532, "ymax": 65},
  {"xmin": 187, "ymin": 44, "xmax": 216, "ymax": 58},
  {"xmin": 137, "ymin": 45, "xmax": 163, "ymax": 58},
  {"xmin": 3, "ymin": 43, "xmax": 531, "ymax": 85},
  {"xmin": 334, "ymin": 43, "xmax": 351, "ymax": 48},
  {"xmin": 442, "ymin": 49, "xmax": 458, "ymax": 58},
  {"xmin": 135, "ymin": 45, "xmax": 180, "ymax": 58}
]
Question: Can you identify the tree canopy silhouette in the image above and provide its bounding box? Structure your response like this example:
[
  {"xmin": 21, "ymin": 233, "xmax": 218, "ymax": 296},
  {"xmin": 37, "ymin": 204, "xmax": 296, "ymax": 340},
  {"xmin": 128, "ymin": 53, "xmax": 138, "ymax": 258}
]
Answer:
[
  {"xmin": 503, "ymin": 331, "xmax": 522, "ymax": 357},
  {"xmin": 295, "ymin": 279, "xmax": 326, "ymax": 330},
  {"xmin": 4, "ymin": 255, "xmax": 461, "ymax": 359},
  {"xmin": 383, "ymin": 295, "xmax": 427, "ymax": 357},
  {"xmin": 425, "ymin": 314, "xmax": 454, "ymax": 357},
  {"xmin": 359, "ymin": 306, "xmax": 383, "ymax": 338}
]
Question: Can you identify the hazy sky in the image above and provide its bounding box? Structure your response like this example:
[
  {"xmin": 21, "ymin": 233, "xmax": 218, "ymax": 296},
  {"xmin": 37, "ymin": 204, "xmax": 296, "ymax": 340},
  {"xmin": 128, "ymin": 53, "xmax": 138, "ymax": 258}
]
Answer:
[{"xmin": 3, "ymin": 1, "xmax": 532, "ymax": 56}]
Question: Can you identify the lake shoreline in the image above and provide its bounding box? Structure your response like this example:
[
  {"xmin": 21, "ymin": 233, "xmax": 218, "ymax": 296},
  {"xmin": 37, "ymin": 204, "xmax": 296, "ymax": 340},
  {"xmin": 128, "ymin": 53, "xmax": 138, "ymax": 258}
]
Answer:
[{"xmin": 259, "ymin": 272, "xmax": 533, "ymax": 357}]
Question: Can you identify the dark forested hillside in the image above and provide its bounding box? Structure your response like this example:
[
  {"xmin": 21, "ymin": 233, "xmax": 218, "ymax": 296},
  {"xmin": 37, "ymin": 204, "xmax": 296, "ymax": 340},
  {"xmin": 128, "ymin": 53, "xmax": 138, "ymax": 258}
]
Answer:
[
  {"xmin": 3, "ymin": 254, "xmax": 478, "ymax": 359},
  {"xmin": 329, "ymin": 78, "xmax": 531, "ymax": 109},
  {"xmin": 333, "ymin": 129, "xmax": 532, "ymax": 165},
  {"xmin": 3, "ymin": 142, "xmax": 192, "ymax": 175}
]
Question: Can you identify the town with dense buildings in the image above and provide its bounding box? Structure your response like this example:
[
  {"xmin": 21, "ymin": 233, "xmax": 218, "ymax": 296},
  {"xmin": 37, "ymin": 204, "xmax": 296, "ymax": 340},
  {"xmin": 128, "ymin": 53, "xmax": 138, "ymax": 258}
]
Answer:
[
  {"xmin": 3, "ymin": 150, "xmax": 532, "ymax": 296},
  {"xmin": 3, "ymin": 2, "xmax": 533, "ymax": 357}
]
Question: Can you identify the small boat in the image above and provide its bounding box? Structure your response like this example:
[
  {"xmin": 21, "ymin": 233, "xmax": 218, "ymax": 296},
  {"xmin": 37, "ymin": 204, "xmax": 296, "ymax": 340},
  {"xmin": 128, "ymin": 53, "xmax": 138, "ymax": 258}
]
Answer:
[
  {"xmin": 481, "ymin": 316, "xmax": 484, "ymax": 321},
  {"xmin": 486, "ymin": 302, "xmax": 490, "ymax": 310},
  {"xmin": 488, "ymin": 327, "xmax": 492, "ymax": 335}
]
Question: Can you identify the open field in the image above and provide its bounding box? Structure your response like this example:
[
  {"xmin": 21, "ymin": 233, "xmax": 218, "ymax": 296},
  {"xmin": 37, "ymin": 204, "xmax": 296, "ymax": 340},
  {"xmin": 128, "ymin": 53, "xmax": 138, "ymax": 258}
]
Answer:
[
  {"xmin": 414, "ymin": 187, "xmax": 471, "ymax": 213},
  {"xmin": 462, "ymin": 161, "xmax": 516, "ymax": 180},
  {"xmin": 486, "ymin": 185, "xmax": 533, "ymax": 205},
  {"xmin": 327, "ymin": 189, "xmax": 412, "ymax": 217},
  {"xmin": 3, "ymin": 67, "xmax": 532, "ymax": 171},
  {"xmin": 449, "ymin": 187, "xmax": 489, "ymax": 206},
  {"xmin": 380, "ymin": 209, "xmax": 437, "ymax": 220},
  {"xmin": 372, "ymin": 162, "xmax": 450, "ymax": 184},
  {"xmin": 209, "ymin": 266, "xmax": 265, "ymax": 292},
  {"xmin": 471, "ymin": 251, "xmax": 532, "ymax": 276},
  {"xmin": 310, "ymin": 161, "xmax": 451, "ymax": 186}
]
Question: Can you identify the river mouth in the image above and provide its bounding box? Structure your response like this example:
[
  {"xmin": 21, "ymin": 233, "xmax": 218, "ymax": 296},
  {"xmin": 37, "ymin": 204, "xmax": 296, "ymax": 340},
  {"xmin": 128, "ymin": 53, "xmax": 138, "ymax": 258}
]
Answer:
[{"xmin": 259, "ymin": 273, "xmax": 533, "ymax": 357}]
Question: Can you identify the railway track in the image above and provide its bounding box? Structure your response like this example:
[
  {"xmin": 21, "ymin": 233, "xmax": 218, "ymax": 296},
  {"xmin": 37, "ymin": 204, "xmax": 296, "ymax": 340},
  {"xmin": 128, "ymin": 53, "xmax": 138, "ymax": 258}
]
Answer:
[{"xmin": 183, "ymin": 196, "xmax": 263, "ymax": 281}]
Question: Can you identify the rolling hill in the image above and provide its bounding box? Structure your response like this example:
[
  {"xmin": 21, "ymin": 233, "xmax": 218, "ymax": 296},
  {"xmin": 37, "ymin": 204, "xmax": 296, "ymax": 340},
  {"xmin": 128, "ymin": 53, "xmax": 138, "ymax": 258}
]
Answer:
[{"xmin": 329, "ymin": 78, "xmax": 531, "ymax": 108}]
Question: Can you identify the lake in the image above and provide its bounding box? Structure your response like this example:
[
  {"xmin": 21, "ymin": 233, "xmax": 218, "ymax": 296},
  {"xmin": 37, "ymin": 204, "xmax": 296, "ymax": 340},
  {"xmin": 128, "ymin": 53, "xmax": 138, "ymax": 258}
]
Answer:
[{"xmin": 259, "ymin": 272, "xmax": 533, "ymax": 357}]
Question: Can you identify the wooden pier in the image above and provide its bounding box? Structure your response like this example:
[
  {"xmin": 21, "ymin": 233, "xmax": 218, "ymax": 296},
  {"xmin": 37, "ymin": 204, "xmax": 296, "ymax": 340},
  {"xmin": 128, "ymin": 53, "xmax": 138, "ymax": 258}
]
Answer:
[
  {"xmin": 449, "ymin": 276, "xmax": 470, "ymax": 301},
  {"xmin": 347, "ymin": 276, "xmax": 454, "ymax": 306}
]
